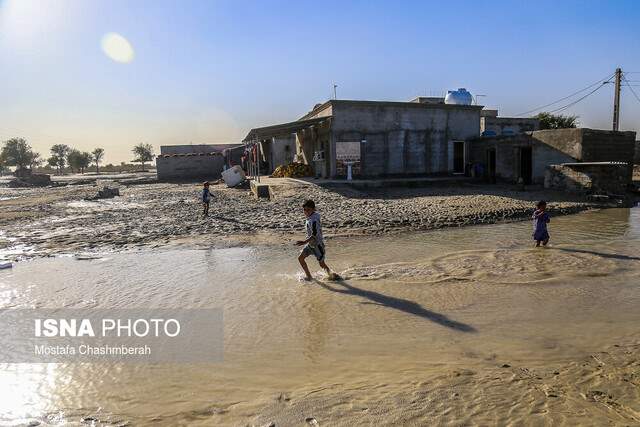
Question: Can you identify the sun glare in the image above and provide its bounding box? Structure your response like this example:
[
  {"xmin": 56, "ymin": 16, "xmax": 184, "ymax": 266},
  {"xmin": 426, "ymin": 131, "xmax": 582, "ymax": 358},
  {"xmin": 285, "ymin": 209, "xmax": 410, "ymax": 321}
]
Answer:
[{"xmin": 101, "ymin": 32, "xmax": 135, "ymax": 64}]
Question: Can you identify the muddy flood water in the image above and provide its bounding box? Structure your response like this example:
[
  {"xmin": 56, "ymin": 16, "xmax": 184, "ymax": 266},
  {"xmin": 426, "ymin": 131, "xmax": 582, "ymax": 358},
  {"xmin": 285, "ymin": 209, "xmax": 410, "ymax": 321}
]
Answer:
[{"xmin": 1, "ymin": 207, "xmax": 640, "ymax": 426}]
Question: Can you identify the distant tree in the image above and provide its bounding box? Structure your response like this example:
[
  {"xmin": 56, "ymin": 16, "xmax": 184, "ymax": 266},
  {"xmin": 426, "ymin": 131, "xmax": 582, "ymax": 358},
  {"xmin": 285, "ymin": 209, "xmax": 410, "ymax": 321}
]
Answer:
[
  {"xmin": 49, "ymin": 144, "xmax": 70, "ymax": 174},
  {"xmin": 91, "ymin": 147, "xmax": 105, "ymax": 174},
  {"xmin": 0, "ymin": 138, "xmax": 38, "ymax": 171},
  {"xmin": 132, "ymin": 143, "xmax": 155, "ymax": 171},
  {"xmin": 47, "ymin": 156, "xmax": 58, "ymax": 170},
  {"xmin": 81, "ymin": 151, "xmax": 92, "ymax": 173},
  {"xmin": 67, "ymin": 149, "xmax": 92, "ymax": 174},
  {"xmin": 0, "ymin": 157, "xmax": 8, "ymax": 176},
  {"xmin": 30, "ymin": 152, "xmax": 43, "ymax": 170},
  {"xmin": 535, "ymin": 112, "xmax": 578, "ymax": 130},
  {"xmin": 66, "ymin": 149, "xmax": 81, "ymax": 173}
]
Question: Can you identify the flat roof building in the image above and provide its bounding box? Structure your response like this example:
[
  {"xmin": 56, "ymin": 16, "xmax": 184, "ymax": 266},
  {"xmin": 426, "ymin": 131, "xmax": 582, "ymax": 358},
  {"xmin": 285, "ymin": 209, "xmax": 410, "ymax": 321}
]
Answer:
[
  {"xmin": 480, "ymin": 110, "xmax": 539, "ymax": 137},
  {"xmin": 469, "ymin": 128, "xmax": 636, "ymax": 186},
  {"xmin": 244, "ymin": 98, "xmax": 483, "ymax": 179}
]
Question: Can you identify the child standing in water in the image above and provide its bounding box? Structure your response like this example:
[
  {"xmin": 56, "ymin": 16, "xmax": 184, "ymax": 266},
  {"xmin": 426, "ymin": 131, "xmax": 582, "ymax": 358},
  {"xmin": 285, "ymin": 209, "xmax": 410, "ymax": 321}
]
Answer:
[
  {"xmin": 532, "ymin": 200, "xmax": 550, "ymax": 247},
  {"xmin": 201, "ymin": 182, "xmax": 212, "ymax": 217},
  {"xmin": 295, "ymin": 199, "xmax": 336, "ymax": 281}
]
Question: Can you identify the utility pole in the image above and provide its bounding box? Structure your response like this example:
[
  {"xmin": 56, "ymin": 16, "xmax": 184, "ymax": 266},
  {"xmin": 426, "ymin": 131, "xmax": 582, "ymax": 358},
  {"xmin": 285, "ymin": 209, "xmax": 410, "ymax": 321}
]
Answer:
[
  {"xmin": 333, "ymin": 84, "xmax": 338, "ymax": 100},
  {"xmin": 612, "ymin": 67, "xmax": 622, "ymax": 131}
]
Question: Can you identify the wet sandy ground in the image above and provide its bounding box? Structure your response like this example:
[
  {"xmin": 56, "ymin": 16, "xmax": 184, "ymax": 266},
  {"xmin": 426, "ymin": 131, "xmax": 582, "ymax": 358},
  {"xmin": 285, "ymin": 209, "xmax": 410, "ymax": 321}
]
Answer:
[
  {"xmin": 1, "ymin": 207, "xmax": 639, "ymax": 425},
  {"xmin": 0, "ymin": 181, "xmax": 595, "ymax": 260}
]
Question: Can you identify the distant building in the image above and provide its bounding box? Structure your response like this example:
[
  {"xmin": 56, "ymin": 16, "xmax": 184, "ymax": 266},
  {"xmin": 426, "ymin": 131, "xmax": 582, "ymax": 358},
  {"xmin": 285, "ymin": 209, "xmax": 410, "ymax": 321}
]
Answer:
[
  {"xmin": 156, "ymin": 143, "xmax": 241, "ymax": 180},
  {"xmin": 480, "ymin": 109, "xmax": 539, "ymax": 137},
  {"xmin": 243, "ymin": 98, "xmax": 482, "ymax": 178},
  {"xmin": 469, "ymin": 128, "xmax": 636, "ymax": 186}
]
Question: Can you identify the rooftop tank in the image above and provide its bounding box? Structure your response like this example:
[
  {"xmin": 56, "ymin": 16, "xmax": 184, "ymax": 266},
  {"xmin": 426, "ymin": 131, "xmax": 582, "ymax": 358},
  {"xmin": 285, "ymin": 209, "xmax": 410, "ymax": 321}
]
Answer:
[{"xmin": 444, "ymin": 88, "xmax": 473, "ymax": 105}]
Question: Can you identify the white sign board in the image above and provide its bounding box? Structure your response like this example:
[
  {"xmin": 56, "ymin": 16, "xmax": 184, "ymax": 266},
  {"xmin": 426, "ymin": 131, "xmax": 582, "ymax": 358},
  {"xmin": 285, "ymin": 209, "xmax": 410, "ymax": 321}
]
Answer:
[{"xmin": 336, "ymin": 141, "xmax": 361, "ymax": 162}]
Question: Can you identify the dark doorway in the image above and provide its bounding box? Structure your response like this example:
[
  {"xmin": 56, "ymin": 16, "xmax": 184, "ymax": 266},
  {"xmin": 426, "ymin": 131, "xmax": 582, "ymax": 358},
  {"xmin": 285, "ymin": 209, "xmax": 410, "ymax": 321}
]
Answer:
[
  {"xmin": 519, "ymin": 146, "xmax": 533, "ymax": 185},
  {"xmin": 486, "ymin": 148, "xmax": 496, "ymax": 183},
  {"xmin": 453, "ymin": 141, "xmax": 465, "ymax": 173}
]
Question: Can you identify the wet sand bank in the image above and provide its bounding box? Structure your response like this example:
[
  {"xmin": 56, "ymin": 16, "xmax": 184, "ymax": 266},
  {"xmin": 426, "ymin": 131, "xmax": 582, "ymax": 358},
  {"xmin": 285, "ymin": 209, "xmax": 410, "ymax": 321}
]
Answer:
[{"xmin": 0, "ymin": 181, "xmax": 598, "ymax": 260}]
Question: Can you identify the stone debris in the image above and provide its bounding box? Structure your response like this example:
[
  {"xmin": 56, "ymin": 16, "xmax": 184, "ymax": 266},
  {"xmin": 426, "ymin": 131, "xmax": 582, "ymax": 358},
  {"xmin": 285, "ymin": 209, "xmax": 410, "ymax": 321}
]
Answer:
[{"xmin": 86, "ymin": 186, "xmax": 120, "ymax": 200}]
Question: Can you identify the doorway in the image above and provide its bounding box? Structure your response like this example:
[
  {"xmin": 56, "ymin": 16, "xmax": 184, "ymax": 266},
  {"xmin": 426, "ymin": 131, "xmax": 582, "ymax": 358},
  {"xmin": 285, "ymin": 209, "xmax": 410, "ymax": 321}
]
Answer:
[
  {"xmin": 519, "ymin": 146, "xmax": 532, "ymax": 185},
  {"xmin": 453, "ymin": 141, "xmax": 465, "ymax": 174}
]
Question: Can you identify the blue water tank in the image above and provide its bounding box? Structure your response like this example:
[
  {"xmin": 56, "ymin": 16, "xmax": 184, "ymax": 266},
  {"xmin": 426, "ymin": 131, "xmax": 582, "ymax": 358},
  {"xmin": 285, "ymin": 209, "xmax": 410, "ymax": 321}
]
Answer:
[{"xmin": 445, "ymin": 88, "xmax": 473, "ymax": 105}]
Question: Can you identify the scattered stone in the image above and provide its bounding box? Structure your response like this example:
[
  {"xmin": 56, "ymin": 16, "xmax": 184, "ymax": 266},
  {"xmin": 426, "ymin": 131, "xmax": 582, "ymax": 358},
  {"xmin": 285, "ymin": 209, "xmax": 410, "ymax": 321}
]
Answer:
[{"xmin": 86, "ymin": 186, "xmax": 120, "ymax": 200}]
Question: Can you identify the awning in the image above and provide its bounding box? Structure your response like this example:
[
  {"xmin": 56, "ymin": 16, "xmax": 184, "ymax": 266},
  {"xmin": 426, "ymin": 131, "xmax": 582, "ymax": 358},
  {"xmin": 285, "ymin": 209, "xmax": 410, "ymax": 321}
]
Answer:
[{"xmin": 243, "ymin": 116, "xmax": 332, "ymax": 142}]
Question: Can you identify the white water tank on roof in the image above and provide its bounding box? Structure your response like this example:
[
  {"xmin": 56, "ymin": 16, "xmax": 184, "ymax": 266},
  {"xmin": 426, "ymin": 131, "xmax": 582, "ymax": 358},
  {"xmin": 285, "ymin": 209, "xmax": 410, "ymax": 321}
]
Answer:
[{"xmin": 445, "ymin": 88, "xmax": 473, "ymax": 105}]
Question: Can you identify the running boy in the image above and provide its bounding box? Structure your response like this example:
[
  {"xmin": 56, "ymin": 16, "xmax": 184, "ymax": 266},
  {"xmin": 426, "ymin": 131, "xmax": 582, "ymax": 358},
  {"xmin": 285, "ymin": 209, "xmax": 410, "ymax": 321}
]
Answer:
[
  {"xmin": 201, "ymin": 182, "xmax": 212, "ymax": 216},
  {"xmin": 295, "ymin": 200, "xmax": 336, "ymax": 281},
  {"xmin": 532, "ymin": 200, "xmax": 550, "ymax": 247}
]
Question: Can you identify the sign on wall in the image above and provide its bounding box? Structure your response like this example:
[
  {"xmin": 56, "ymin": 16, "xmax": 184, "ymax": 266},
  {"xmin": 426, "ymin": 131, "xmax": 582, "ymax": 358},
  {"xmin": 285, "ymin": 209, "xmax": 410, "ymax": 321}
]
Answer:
[{"xmin": 336, "ymin": 141, "xmax": 361, "ymax": 162}]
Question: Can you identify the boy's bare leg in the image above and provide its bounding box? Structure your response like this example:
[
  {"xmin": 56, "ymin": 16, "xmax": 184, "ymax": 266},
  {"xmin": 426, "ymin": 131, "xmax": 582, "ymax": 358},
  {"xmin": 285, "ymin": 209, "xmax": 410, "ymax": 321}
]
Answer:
[
  {"xmin": 319, "ymin": 260, "xmax": 332, "ymax": 277},
  {"xmin": 542, "ymin": 238, "xmax": 549, "ymax": 246},
  {"xmin": 298, "ymin": 254, "xmax": 312, "ymax": 280},
  {"xmin": 535, "ymin": 241, "xmax": 541, "ymax": 247}
]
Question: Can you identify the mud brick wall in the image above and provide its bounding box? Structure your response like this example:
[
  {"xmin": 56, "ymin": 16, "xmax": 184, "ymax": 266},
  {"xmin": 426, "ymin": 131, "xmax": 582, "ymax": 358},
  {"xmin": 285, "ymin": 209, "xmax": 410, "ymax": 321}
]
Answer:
[
  {"xmin": 156, "ymin": 155, "xmax": 225, "ymax": 180},
  {"xmin": 580, "ymin": 129, "xmax": 636, "ymax": 163}
]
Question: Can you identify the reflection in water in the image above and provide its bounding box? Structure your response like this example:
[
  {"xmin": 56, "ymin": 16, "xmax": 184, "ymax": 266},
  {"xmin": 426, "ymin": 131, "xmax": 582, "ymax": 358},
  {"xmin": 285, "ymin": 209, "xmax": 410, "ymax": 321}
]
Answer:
[{"xmin": 1, "ymin": 207, "xmax": 640, "ymax": 424}]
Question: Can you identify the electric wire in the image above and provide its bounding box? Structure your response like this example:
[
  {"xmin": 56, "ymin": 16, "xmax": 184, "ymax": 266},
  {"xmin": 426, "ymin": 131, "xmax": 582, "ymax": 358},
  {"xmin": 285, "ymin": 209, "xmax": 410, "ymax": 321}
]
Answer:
[
  {"xmin": 515, "ymin": 72, "xmax": 615, "ymax": 117},
  {"xmin": 622, "ymin": 75, "xmax": 640, "ymax": 105},
  {"xmin": 545, "ymin": 82, "xmax": 610, "ymax": 115}
]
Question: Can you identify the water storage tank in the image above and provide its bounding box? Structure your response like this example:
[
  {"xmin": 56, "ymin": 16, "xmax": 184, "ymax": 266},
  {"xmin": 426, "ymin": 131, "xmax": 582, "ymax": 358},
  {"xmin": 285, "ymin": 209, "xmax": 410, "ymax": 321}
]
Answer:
[
  {"xmin": 444, "ymin": 88, "xmax": 473, "ymax": 105},
  {"xmin": 222, "ymin": 165, "xmax": 246, "ymax": 187}
]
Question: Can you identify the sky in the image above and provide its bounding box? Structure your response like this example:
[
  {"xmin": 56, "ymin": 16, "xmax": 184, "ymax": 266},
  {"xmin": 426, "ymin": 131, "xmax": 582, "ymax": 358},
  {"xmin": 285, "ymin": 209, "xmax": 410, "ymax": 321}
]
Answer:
[{"xmin": 1, "ymin": 0, "xmax": 640, "ymax": 164}]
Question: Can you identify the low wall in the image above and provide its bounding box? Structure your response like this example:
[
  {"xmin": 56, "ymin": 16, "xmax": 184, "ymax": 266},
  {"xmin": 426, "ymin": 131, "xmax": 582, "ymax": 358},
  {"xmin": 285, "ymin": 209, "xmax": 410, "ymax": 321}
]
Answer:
[
  {"xmin": 160, "ymin": 144, "xmax": 240, "ymax": 155},
  {"xmin": 156, "ymin": 154, "xmax": 224, "ymax": 180},
  {"xmin": 544, "ymin": 162, "xmax": 632, "ymax": 194}
]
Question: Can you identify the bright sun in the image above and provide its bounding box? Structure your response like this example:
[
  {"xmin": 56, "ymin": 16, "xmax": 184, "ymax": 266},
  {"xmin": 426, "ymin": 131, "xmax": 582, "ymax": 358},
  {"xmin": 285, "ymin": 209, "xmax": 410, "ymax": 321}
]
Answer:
[{"xmin": 101, "ymin": 32, "xmax": 135, "ymax": 63}]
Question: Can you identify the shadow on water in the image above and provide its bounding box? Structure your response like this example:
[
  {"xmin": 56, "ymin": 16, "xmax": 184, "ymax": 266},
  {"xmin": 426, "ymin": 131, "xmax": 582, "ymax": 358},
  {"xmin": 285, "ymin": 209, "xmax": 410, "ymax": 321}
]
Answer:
[
  {"xmin": 553, "ymin": 247, "xmax": 640, "ymax": 261},
  {"xmin": 316, "ymin": 279, "xmax": 477, "ymax": 333}
]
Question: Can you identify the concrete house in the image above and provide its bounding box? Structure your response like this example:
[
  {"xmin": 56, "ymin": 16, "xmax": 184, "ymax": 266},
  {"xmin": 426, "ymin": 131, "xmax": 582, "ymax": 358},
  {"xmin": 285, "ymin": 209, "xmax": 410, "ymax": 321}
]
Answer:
[
  {"xmin": 244, "ymin": 98, "xmax": 482, "ymax": 179},
  {"xmin": 469, "ymin": 128, "xmax": 636, "ymax": 187},
  {"xmin": 480, "ymin": 109, "xmax": 539, "ymax": 136},
  {"xmin": 156, "ymin": 144, "xmax": 240, "ymax": 180}
]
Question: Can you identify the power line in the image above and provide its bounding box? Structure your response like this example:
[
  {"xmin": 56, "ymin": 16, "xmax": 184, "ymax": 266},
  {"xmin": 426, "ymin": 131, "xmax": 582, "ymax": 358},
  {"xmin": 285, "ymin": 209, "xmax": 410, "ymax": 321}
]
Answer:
[
  {"xmin": 546, "ymin": 82, "xmax": 610, "ymax": 114},
  {"xmin": 622, "ymin": 75, "xmax": 640, "ymax": 105},
  {"xmin": 515, "ymin": 72, "xmax": 615, "ymax": 116}
]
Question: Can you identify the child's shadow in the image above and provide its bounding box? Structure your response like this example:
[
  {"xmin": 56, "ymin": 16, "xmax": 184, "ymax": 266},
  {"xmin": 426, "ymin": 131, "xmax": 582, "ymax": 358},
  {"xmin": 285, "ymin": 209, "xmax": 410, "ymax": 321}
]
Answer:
[{"xmin": 315, "ymin": 278, "xmax": 477, "ymax": 333}]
